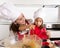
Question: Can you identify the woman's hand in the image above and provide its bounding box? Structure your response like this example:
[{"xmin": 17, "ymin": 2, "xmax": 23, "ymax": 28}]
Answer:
[
  {"xmin": 19, "ymin": 24, "xmax": 28, "ymax": 31},
  {"xmin": 19, "ymin": 24, "xmax": 35, "ymax": 31}
]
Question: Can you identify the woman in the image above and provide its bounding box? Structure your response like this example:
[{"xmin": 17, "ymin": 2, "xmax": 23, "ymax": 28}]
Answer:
[{"xmin": 10, "ymin": 14, "xmax": 30, "ymax": 40}]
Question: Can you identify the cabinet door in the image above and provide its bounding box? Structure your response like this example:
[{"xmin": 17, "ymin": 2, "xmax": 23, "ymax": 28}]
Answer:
[
  {"xmin": 49, "ymin": 30, "xmax": 60, "ymax": 38},
  {"xmin": 0, "ymin": 25, "xmax": 10, "ymax": 40}
]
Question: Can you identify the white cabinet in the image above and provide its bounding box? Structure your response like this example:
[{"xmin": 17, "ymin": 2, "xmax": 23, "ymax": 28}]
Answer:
[
  {"xmin": 58, "ymin": 7, "xmax": 60, "ymax": 22},
  {"xmin": 0, "ymin": 25, "xmax": 10, "ymax": 40},
  {"xmin": 48, "ymin": 30, "xmax": 60, "ymax": 38},
  {"xmin": 40, "ymin": 8, "xmax": 58, "ymax": 23}
]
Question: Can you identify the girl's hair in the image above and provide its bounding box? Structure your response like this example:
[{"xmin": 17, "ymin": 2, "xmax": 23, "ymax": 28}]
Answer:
[
  {"xmin": 10, "ymin": 19, "xmax": 29, "ymax": 33},
  {"xmin": 34, "ymin": 17, "xmax": 44, "ymax": 29}
]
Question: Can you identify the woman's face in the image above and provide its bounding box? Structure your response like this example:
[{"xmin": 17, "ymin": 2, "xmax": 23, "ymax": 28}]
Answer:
[
  {"xmin": 35, "ymin": 18, "xmax": 43, "ymax": 27},
  {"xmin": 16, "ymin": 14, "xmax": 26, "ymax": 25}
]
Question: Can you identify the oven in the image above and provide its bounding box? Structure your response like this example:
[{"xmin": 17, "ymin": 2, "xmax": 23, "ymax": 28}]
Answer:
[{"xmin": 44, "ymin": 24, "xmax": 60, "ymax": 40}]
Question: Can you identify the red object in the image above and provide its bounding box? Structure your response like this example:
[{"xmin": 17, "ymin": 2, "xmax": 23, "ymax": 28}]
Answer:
[
  {"xmin": 54, "ymin": 40, "xmax": 60, "ymax": 46},
  {"xmin": 17, "ymin": 20, "xmax": 29, "ymax": 40},
  {"xmin": 17, "ymin": 32, "xmax": 28, "ymax": 40},
  {"xmin": 30, "ymin": 26, "xmax": 49, "ymax": 46},
  {"xmin": 42, "ymin": 42, "xmax": 49, "ymax": 46},
  {"xmin": 17, "ymin": 32, "xmax": 24, "ymax": 40},
  {"xmin": 30, "ymin": 26, "xmax": 48, "ymax": 40}
]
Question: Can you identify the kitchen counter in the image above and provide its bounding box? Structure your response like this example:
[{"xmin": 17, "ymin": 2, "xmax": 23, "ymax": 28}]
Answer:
[
  {"xmin": 0, "ymin": 35, "xmax": 60, "ymax": 48},
  {"xmin": 0, "ymin": 35, "xmax": 42, "ymax": 48}
]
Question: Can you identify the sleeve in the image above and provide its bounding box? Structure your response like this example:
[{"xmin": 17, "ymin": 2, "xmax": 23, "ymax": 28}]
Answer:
[
  {"xmin": 30, "ymin": 29, "xmax": 35, "ymax": 35},
  {"xmin": 41, "ymin": 28, "xmax": 47, "ymax": 33}
]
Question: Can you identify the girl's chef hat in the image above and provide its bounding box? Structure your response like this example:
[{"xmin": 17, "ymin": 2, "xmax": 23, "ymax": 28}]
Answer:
[
  {"xmin": 34, "ymin": 8, "xmax": 43, "ymax": 19},
  {"xmin": 0, "ymin": 2, "xmax": 22, "ymax": 22}
]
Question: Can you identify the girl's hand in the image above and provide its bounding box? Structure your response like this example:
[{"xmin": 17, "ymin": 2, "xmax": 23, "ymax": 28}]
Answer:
[
  {"xmin": 29, "ymin": 24, "xmax": 35, "ymax": 30},
  {"xmin": 46, "ymin": 30, "xmax": 51, "ymax": 38}
]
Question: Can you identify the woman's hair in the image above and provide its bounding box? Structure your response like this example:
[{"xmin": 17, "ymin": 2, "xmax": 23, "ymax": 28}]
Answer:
[
  {"xmin": 34, "ymin": 17, "xmax": 44, "ymax": 29},
  {"xmin": 10, "ymin": 20, "xmax": 29, "ymax": 33},
  {"xmin": 10, "ymin": 23, "xmax": 20, "ymax": 33}
]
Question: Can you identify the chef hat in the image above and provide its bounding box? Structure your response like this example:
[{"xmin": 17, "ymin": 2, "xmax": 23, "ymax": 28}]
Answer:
[
  {"xmin": 33, "ymin": 8, "xmax": 43, "ymax": 19},
  {"xmin": 0, "ymin": 2, "xmax": 22, "ymax": 22}
]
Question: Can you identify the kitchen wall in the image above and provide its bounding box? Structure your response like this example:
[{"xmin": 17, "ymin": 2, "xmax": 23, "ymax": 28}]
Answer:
[
  {"xmin": 15, "ymin": 5, "xmax": 40, "ymax": 20},
  {"xmin": 15, "ymin": 5, "xmax": 59, "ymax": 23},
  {"xmin": 3, "ymin": 0, "xmax": 60, "ymax": 5},
  {"xmin": 0, "ymin": 0, "xmax": 60, "ymax": 23},
  {"xmin": 35, "ymin": 7, "xmax": 58, "ymax": 23},
  {"xmin": 0, "ymin": 0, "xmax": 60, "ymax": 5}
]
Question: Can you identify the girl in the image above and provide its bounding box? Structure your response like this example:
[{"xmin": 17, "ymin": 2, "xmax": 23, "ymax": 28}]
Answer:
[
  {"xmin": 30, "ymin": 17, "xmax": 51, "ymax": 48},
  {"xmin": 30, "ymin": 17, "xmax": 50, "ymax": 39}
]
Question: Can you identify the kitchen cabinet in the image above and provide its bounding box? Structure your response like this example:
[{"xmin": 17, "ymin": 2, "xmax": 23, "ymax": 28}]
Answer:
[
  {"xmin": 48, "ymin": 30, "xmax": 60, "ymax": 38},
  {"xmin": 58, "ymin": 7, "xmax": 60, "ymax": 22},
  {"xmin": 37, "ymin": 7, "xmax": 58, "ymax": 23},
  {"xmin": 0, "ymin": 24, "xmax": 10, "ymax": 40},
  {"xmin": 0, "ymin": 19, "xmax": 11, "ymax": 25}
]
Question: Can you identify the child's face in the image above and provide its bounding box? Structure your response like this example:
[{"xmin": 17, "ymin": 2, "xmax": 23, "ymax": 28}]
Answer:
[{"xmin": 35, "ymin": 17, "xmax": 43, "ymax": 27}]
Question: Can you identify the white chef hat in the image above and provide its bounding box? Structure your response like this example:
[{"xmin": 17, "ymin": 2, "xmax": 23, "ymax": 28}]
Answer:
[
  {"xmin": 0, "ymin": 2, "xmax": 22, "ymax": 22},
  {"xmin": 33, "ymin": 8, "xmax": 43, "ymax": 19}
]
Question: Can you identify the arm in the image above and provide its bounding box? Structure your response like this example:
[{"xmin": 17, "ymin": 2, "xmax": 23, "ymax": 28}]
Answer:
[
  {"xmin": 19, "ymin": 24, "xmax": 35, "ymax": 31},
  {"xmin": 19, "ymin": 24, "xmax": 29, "ymax": 31},
  {"xmin": 42, "ymin": 28, "xmax": 51, "ymax": 39},
  {"xmin": 46, "ymin": 30, "xmax": 51, "ymax": 39}
]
